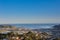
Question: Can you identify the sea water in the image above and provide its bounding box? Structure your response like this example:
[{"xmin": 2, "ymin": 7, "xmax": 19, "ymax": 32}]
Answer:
[{"xmin": 11, "ymin": 24, "xmax": 58, "ymax": 29}]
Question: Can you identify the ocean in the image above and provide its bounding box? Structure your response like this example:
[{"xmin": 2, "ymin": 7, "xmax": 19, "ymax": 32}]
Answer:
[{"xmin": 10, "ymin": 24, "xmax": 59, "ymax": 29}]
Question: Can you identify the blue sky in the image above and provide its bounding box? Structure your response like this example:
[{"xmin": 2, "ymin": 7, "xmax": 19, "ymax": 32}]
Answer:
[{"xmin": 0, "ymin": 0, "xmax": 60, "ymax": 24}]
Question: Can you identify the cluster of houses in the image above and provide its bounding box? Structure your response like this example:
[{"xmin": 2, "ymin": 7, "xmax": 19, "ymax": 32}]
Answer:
[
  {"xmin": 0, "ymin": 30, "xmax": 53, "ymax": 40},
  {"xmin": 0, "ymin": 24, "xmax": 60, "ymax": 40}
]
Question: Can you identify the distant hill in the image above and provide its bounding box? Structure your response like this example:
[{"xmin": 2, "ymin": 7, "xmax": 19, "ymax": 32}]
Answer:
[
  {"xmin": 0, "ymin": 25, "xmax": 14, "ymax": 28},
  {"xmin": 53, "ymin": 24, "xmax": 60, "ymax": 30}
]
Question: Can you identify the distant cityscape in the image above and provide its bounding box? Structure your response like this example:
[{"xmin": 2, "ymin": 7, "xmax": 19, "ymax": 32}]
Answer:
[{"xmin": 0, "ymin": 24, "xmax": 60, "ymax": 40}]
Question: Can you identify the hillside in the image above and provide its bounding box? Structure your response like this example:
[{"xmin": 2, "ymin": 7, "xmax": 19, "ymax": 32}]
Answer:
[{"xmin": 0, "ymin": 25, "xmax": 15, "ymax": 28}]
